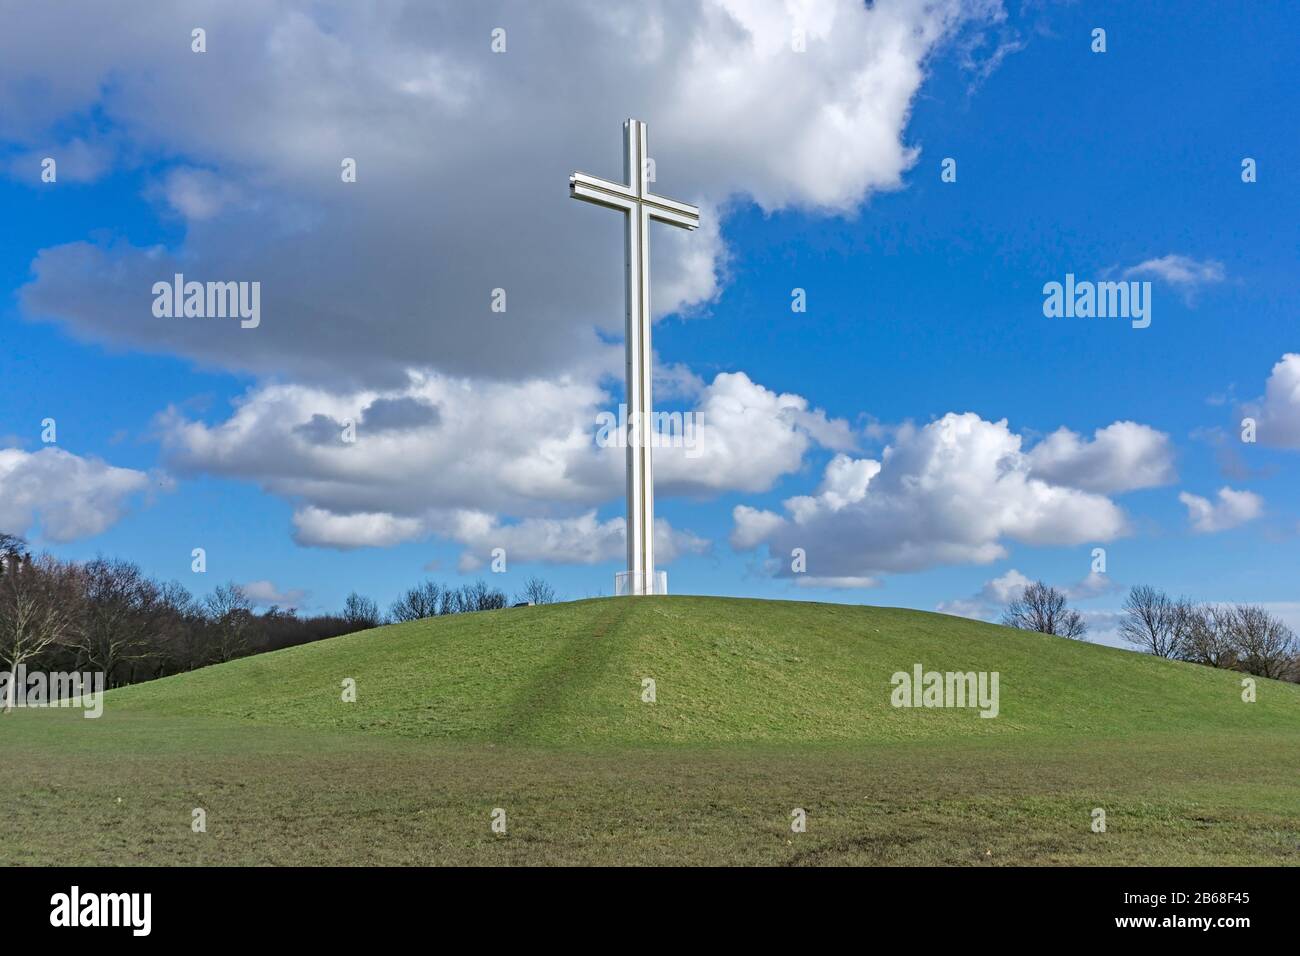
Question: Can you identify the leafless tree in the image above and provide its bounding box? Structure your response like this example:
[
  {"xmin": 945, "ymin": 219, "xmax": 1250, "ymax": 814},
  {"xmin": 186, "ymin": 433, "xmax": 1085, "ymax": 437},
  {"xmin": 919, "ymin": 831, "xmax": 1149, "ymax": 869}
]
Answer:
[
  {"xmin": 1178, "ymin": 604, "xmax": 1238, "ymax": 668},
  {"xmin": 515, "ymin": 576, "xmax": 557, "ymax": 606},
  {"xmin": 461, "ymin": 580, "xmax": 507, "ymax": 612},
  {"xmin": 1000, "ymin": 581, "xmax": 1087, "ymax": 638},
  {"xmin": 342, "ymin": 591, "xmax": 382, "ymax": 629},
  {"xmin": 388, "ymin": 580, "xmax": 442, "ymax": 622},
  {"xmin": 72, "ymin": 557, "xmax": 167, "ymax": 687},
  {"xmin": 0, "ymin": 555, "xmax": 82, "ymax": 712},
  {"xmin": 437, "ymin": 587, "xmax": 463, "ymax": 615},
  {"xmin": 1227, "ymin": 605, "xmax": 1297, "ymax": 680},
  {"xmin": 205, "ymin": 582, "xmax": 255, "ymax": 662},
  {"xmin": 141, "ymin": 581, "xmax": 203, "ymax": 677},
  {"xmin": 1118, "ymin": 585, "xmax": 1195, "ymax": 658}
]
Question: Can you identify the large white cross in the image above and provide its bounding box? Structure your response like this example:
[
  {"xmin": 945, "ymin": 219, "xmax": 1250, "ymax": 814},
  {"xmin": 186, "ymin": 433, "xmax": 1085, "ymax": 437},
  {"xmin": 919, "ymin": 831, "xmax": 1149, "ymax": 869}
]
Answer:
[{"xmin": 570, "ymin": 119, "xmax": 699, "ymax": 596}]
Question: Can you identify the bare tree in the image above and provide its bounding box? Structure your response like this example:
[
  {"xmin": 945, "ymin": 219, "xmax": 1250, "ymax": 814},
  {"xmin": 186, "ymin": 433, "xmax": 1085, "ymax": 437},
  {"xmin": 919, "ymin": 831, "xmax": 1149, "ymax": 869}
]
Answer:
[
  {"xmin": 342, "ymin": 591, "xmax": 382, "ymax": 629},
  {"xmin": 73, "ymin": 557, "xmax": 167, "ymax": 686},
  {"xmin": 1000, "ymin": 581, "xmax": 1087, "ymax": 638},
  {"xmin": 144, "ymin": 581, "xmax": 202, "ymax": 677},
  {"xmin": 461, "ymin": 580, "xmax": 507, "ymax": 612},
  {"xmin": 1178, "ymin": 604, "xmax": 1238, "ymax": 668},
  {"xmin": 388, "ymin": 580, "xmax": 442, "ymax": 622},
  {"xmin": 437, "ymin": 587, "xmax": 462, "ymax": 615},
  {"xmin": 205, "ymin": 582, "xmax": 255, "ymax": 662},
  {"xmin": 1228, "ymin": 605, "xmax": 1297, "ymax": 680},
  {"xmin": 514, "ymin": 576, "xmax": 557, "ymax": 606},
  {"xmin": 1118, "ymin": 585, "xmax": 1193, "ymax": 658},
  {"xmin": 0, "ymin": 555, "xmax": 82, "ymax": 712}
]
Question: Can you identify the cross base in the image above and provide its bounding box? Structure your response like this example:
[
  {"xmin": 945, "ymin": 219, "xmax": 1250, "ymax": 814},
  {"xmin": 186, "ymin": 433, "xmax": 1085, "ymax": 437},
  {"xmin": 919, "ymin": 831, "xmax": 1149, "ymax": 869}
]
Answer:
[{"xmin": 615, "ymin": 570, "xmax": 668, "ymax": 597}]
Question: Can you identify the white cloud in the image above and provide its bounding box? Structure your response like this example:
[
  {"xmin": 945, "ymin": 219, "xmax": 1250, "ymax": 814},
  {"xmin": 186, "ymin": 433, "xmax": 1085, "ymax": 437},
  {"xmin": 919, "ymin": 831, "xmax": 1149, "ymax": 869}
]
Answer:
[
  {"xmin": 10, "ymin": 0, "xmax": 1007, "ymax": 386},
  {"xmin": 0, "ymin": 447, "xmax": 152, "ymax": 542},
  {"xmin": 656, "ymin": 371, "xmax": 855, "ymax": 496},
  {"xmin": 730, "ymin": 505, "xmax": 787, "ymax": 550},
  {"xmin": 1122, "ymin": 254, "xmax": 1225, "ymax": 288},
  {"xmin": 980, "ymin": 568, "xmax": 1033, "ymax": 605},
  {"xmin": 292, "ymin": 505, "xmax": 709, "ymax": 572},
  {"xmin": 1026, "ymin": 421, "xmax": 1175, "ymax": 493},
  {"xmin": 450, "ymin": 514, "xmax": 710, "ymax": 573},
  {"xmin": 1122, "ymin": 254, "xmax": 1225, "ymax": 304},
  {"xmin": 241, "ymin": 579, "xmax": 309, "ymax": 609},
  {"xmin": 732, "ymin": 412, "xmax": 1132, "ymax": 580},
  {"xmin": 291, "ymin": 508, "xmax": 427, "ymax": 549},
  {"xmin": 937, "ymin": 566, "xmax": 1116, "ymax": 620},
  {"xmin": 1178, "ymin": 487, "xmax": 1263, "ymax": 533},
  {"xmin": 1244, "ymin": 353, "xmax": 1300, "ymax": 449},
  {"xmin": 159, "ymin": 368, "xmax": 844, "ymax": 560},
  {"xmin": 2, "ymin": 1, "xmax": 1052, "ymax": 577},
  {"xmin": 1078, "ymin": 609, "xmax": 1128, "ymax": 649},
  {"xmin": 936, "ymin": 568, "xmax": 1030, "ymax": 618},
  {"xmin": 1067, "ymin": 569, "xmax": 1119, "ymax": 600},
  {"xmin": 155, "ymin": 167, "xmax": 244, "ymax": 222}
]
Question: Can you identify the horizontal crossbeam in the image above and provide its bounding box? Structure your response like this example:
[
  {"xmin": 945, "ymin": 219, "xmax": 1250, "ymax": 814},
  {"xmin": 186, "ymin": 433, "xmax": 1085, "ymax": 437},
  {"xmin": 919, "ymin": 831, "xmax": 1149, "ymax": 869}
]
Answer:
[{"xmin": 569, "ymin": 173, "xmax": 700, "ymax": 230}]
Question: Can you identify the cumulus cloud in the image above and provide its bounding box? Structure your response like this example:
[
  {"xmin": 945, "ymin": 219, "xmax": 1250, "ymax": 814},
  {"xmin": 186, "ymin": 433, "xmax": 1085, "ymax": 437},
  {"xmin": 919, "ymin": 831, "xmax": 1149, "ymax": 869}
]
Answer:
[
  {"xmin": 5, "ymin": 0, "xmax": 1003, "ymax": 390},
  {"xmin": 292, "ymin": 506, "xmax": 709, "ymax": 572},
  {"xmin": 1026, "ymin": 421, "xmax": 1175, "ymax": 493},
  {"xmin": 0, "ymin": 447, "xmax": 152, "ymax": 542},
  {"xmin": 241, "ymin": 579, "xmax": 309, "ymax": 609},
  {"xmin": 291, "ymin": 508, "xmax": 427, "ymax": 549},
  {"xmin": 9, "ymin": 0, "xmax": 1007, "ymax": 387},
  {"xmin": 730, "ymin": 505, "xmax": 787, "ymax": 550},
  {"xmin": 936, "ymin": 567, "xmax": 1032, "ymax": 618},
  {"xmin": 1243, "ymin": 353, "xmax": 1300, "ymax": 449},
  {"xmin": 449, "ymin": 514, "xmax": 710, "ymax": 573},
  {"xmin": 154, "ymin": 167, "xmax": 245, "ymax": 222},
  {"xmin": 3, "ymin": 1, "xmax": 1037, "ymax": 571},
  {"xmin": 937, "ymin": 566, "xmax": 1117, "ymax": 620},
  {"xmin": 980, "ymin": 568, "xmax": 1034, "ymax": 605},
  {"xmin": 1178, "ymin": 487, "xmax": 1263, "ymax": 533},
  {"xmin": 1067, "ymin": 569, "xmax": 1119, "ymax": 600},
  {"xmin": 732, "ymin": 412, "xmax": 1134, "ymax": 580},
  {"xmin": 158, "ymin": 369, "xmax": 845, "ymax": 559},
  {"xmin": 654, "ymin": 371, "xmax": 855, "ymax": 495}
]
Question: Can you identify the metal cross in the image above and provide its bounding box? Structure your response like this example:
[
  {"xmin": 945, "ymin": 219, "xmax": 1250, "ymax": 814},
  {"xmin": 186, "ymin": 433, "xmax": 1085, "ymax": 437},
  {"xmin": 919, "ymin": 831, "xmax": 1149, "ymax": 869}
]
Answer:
[{"xmin": 570, "ymin": 119, "xmax": 700, "ymax": 595}]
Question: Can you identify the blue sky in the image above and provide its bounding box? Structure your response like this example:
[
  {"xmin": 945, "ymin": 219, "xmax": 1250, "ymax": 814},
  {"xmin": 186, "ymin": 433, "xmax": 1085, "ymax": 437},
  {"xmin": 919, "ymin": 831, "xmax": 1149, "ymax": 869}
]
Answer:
[{"xmin": 1, "ymin": 1, "xmax": 1297, "ymax": 645}]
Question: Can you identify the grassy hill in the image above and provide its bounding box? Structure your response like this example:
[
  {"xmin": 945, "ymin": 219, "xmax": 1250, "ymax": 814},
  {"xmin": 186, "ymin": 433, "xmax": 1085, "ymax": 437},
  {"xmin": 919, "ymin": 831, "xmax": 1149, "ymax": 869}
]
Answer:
[
  {"xmin": 3, "ymin": 597, "xmax": 1298, "ymax": 866},
  {"xmin": 109, "ymin": 596, "xmax": 1299, "ymax": 744}
]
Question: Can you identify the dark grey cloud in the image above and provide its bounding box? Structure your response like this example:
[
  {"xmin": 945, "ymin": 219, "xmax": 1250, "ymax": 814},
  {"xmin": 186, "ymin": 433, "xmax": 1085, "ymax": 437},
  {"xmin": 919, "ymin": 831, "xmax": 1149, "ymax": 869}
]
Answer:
[{"xmin": 360, "ymin": 397, "xmax": 440, "ymax": 433}]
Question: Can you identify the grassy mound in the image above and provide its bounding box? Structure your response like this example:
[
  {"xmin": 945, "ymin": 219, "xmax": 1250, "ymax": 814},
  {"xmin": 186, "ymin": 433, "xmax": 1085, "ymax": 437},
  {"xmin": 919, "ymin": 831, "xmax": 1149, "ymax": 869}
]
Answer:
[
  {"xmin": 5, "ymin": 597, "xmax": 1297, "ymax": 865},
  {"xmin": 108, "ymin": 596, "xmax": 1300, "ymax": 745}
]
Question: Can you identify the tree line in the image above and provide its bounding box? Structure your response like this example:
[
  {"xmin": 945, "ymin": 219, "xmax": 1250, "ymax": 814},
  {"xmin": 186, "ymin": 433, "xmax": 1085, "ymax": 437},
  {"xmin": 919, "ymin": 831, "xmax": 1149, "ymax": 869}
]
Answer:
[
  {"xmin": 0, "ymin": 532, "xmax": 557, "ymax": 702},
  {"xmin": 1000, "ymin": 578, "xmax": 1298, "ymax": 681}
]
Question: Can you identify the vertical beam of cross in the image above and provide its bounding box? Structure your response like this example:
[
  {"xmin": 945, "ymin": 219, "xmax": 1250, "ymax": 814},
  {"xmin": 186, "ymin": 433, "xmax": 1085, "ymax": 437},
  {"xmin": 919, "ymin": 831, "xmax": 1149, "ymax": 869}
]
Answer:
[{"xmin": 570, "ymin": 120, "xmax": 700, "ymax": 595}]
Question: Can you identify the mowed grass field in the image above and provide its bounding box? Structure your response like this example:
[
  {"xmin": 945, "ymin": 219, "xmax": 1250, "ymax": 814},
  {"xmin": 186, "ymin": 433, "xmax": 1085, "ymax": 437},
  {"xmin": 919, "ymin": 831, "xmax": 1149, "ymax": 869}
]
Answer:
[{"xmin": 3, "ymin": 596, "xmax": 1298, "ymax": 865}]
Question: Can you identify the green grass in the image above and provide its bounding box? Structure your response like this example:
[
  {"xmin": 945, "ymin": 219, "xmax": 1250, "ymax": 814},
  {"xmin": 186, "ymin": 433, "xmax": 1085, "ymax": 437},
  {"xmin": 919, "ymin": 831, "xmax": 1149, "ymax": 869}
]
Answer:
[
  {"xmin": 3, "ymin": 597, "xmax": 1298, "ymax": 865},
  {"xmin": 106, "ymin": 597, "xmax": 1300, "ymax": 743}
]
